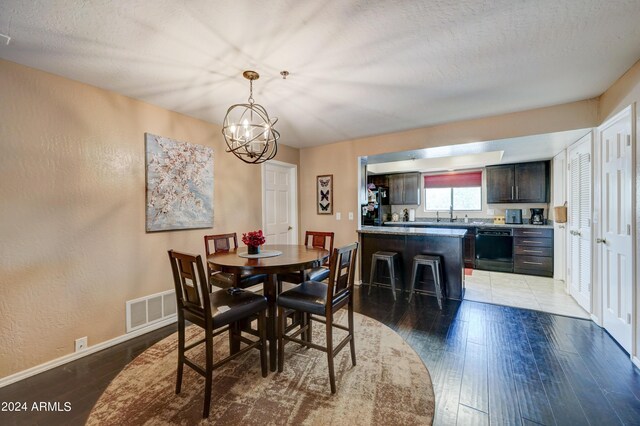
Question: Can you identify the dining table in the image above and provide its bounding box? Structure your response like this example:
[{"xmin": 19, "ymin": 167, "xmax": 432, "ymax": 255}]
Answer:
[{"xmin": 207, "ymin": 244, "xmax": 330, "ymax": 371}]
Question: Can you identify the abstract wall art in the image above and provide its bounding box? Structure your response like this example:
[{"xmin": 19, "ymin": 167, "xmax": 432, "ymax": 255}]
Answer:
[{"xmin": 145, "ymin": 133, "xmax": 214, "ymax": 232}]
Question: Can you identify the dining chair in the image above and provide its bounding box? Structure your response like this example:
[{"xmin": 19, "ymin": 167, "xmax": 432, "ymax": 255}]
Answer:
[
  {"xmin": 168, "ymin": 250, "xmax": 268, "ymax": 418},
  {"xmin": 204, "ymin": 233, "xmax": 267, "ymax": 289},
  {"xmin": 280, "ymin": 231, "xmax": 335, "ymax": 284},
  {"xmin": 277, "ymin": 242, "xmax": 358, "ymax": 393}
]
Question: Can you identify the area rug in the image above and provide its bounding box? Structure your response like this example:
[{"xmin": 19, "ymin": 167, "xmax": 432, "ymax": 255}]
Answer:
[{"xmin": 88, "ymin": 311, "xmax": 434, "ymax": 425}]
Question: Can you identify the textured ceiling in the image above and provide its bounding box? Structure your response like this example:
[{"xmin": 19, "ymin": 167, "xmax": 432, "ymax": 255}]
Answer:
[{"xmin": 1, "ymin": 1, "xmax": 639, "ymax": 148}]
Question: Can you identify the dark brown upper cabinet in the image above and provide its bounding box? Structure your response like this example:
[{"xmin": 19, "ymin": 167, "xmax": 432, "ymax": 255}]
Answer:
[
  {"xmin": 367, "ymin": 174, "xmax": 389, "ymax": 188},
  {"xmin": 388, "ymin": 172, "xmax": 421, "ymax": 205},
  {"xmin": 486, "ymin": 161, "xmax": 549, "ymax": 203}
]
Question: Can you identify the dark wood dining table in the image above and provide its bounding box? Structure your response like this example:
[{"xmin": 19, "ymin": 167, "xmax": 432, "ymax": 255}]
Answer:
[{"xmin": 207, "ymin": 244, "xmax": 330, "ymax": 371}]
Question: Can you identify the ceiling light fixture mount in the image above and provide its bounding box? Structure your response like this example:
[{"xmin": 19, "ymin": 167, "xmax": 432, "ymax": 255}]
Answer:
[{"xmin": 222, "ymin": 70, "xmax": 279, "ymax": 164}]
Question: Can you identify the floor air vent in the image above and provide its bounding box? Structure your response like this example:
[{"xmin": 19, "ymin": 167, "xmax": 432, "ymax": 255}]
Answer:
[{"xmin": 126, "ymin": 290, "xmax": 177, "ymax": 333}]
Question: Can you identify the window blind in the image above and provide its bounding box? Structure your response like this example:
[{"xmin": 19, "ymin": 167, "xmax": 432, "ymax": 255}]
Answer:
[{"xmin": 423, "ymin": 171, "xmax": 482, "ymax": 188}]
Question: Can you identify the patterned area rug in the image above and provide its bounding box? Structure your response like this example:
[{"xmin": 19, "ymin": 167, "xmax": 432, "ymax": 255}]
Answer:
[{"xmin": 88, "ymin": 311, "xmax": 434, "ymax": 425}]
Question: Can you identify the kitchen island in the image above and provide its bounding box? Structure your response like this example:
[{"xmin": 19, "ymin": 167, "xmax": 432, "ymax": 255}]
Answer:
[{"xmin": 358, "ymin": 226, "xmax": 467, "ymax": 300}]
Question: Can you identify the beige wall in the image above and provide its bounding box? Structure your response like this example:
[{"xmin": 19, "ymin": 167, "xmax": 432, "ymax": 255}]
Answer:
[
  {"xmin": 299, "ymin": 100, "xmax": 598, "ymax": 250},
  {"xmin": 599, "ymin": 59, "xmax": 640, "ymax": 122},
  {"xmin": 0, "ymin": 59, "xmax": 298, "ymax": 378}
]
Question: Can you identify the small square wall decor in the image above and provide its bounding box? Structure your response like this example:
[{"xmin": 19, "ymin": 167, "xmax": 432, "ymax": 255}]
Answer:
[
  {"xmin": 145, "ymin": 133, "xmax": 214, "ymax": 232},
  {"xmin": 317, "ymin": 174, "xmax": 333, "ymax": 215}
]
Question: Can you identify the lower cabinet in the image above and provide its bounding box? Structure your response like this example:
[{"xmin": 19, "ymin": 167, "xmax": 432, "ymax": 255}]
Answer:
[
  {"xmin": 464, "ymin": 228, "xmax": 476, "ymax": 268},
  {"xmin": 513, "ymin": 228, "xmax": 554, "ymax": 277}
]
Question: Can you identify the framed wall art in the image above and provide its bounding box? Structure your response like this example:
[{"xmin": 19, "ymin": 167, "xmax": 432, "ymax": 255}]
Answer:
[
  {"xmin": 145, "ymin": 133, "xmax": 214, "ymax": 232},
  {"xmin": 316, "ymin": 174, "xmax": 333, "ymax": 215}
]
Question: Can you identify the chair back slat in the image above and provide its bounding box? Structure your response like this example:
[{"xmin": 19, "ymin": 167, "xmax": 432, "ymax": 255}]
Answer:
[
  {"xmin": 326, "ymin": 242, "xmax": 358, "ymax": 306},
  {"xmin": 305, "ymin": 231, "xmax": 335, "ymax": 265},
  {"xmin": 168, "ymin": 250, "xmax": 211, "ymax": 318}
]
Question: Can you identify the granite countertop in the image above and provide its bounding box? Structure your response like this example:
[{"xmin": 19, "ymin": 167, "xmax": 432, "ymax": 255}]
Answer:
[
  {"xmin": 358, "ymin": 226, "xmax": 468, "ymax": 238},
  {"xmin": 382, "ymin": 220, "xmax": 553, "ymax": 230}
]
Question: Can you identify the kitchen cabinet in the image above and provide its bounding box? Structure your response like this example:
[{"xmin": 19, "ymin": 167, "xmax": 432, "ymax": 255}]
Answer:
[
  {"xmin": 513, "ymin": 228, "xmax": 554, "ymax": 277},
  {"xmin": 486, "ymin": 161, "xmax": 549, "ymax": 203},
  {"xmin": 388, "ymin": 172, "xmax": 421, "ymax": 205},
  {"xmin": 367, "ymin": 174, "xmax": 389, "ymax": 188}
]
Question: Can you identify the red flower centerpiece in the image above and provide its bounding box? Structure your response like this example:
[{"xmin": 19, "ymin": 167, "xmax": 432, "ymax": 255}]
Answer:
[{"xmin": 242, "ymin": 230, "xmax": 266, "ymax": 255}]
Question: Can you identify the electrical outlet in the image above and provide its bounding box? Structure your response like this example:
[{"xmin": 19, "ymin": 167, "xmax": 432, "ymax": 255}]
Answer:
[
  {"xmin": 348, "ymin": 212, "xmax": 354, "ymax": 220},
  {"xmin": 75, "ymin": 337, "xmax": 88, "ymax": 352},
  {"xmin": 336, "ymin": 212, "xmax": 341, "ymax": 220},
  {"xmin": 487, "ymin": 209, "xmax": 495, "ymax": 216}
]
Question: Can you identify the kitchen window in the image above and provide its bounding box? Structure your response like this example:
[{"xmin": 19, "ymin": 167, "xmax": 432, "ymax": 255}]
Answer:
[{"xmin": 424, "ymin": 171, "xmax": 482, "ymax": 211}]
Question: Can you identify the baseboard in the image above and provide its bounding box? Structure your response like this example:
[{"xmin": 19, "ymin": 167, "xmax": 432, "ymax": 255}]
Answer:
[
  {"xmin": 0, "ymin": 316, "xmax": 177, "ymax": 388},
  {"xmin": 633, "ymin": 356, "xmax": 640, "ymax": 370}
]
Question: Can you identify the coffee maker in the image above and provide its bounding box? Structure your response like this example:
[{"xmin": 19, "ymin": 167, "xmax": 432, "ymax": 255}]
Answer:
[{"xmin": 529, "ymin": 208, "xmax": 545, "ymax": 225}]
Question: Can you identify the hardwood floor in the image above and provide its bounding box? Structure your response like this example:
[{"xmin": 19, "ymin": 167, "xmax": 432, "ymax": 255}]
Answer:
[
  {"xmin": 2, "ymin": 287, "xmax": 640, "ymax": 425},
  {"xmin": 357, "ymin": 286, "xmax": 640, "ymax": 425}
]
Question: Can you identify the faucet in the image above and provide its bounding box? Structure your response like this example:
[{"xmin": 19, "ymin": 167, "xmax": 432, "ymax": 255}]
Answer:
[
  {"xmin": 449, "ymin": 205, "xmax": 456, "ymax": 222},
  {"xmin": 436, "ymin": 211, "xmax": 440, "ymax": 222}
]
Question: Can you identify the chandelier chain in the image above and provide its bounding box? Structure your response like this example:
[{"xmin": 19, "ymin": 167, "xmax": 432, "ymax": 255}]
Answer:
[{"xmin": 248, "ymin": 79, "xmax": 254, "ymax": 105}]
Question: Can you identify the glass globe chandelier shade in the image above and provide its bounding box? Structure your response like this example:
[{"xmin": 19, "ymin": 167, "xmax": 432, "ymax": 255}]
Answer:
[{"xmin": 222, "ymin": 71, "xmax": 279, "ymax": 164}]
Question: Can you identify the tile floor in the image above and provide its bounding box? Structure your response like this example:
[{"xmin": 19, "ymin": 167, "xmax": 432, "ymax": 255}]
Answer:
[{"xmin": 464, "ymin": 270, "xmax": 590, "ymax": 319}]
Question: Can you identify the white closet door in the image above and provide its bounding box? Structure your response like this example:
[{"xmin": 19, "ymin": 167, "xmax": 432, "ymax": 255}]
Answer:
[
  {"xmin": 567, "ymin": 133, "xmax": 592, "ymax": 312},
  {"xmin": 599, "ymin": 107, "xmax": 633, "ymax": 353}
]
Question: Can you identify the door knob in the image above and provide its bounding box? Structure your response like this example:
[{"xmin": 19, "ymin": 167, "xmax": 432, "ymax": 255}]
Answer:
[
  {"xmin": 596, "ymin": 238, "xmax": 607, "ymax": 244},
  {"xmin": 288, "ymin": 226, "xmax": 293, "ymax": 231}
]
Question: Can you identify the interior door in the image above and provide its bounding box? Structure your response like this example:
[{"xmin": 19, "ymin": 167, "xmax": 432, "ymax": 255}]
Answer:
[
  {"xmin": 567, "ymin": 134, "xmax": 592, "ymax": 312},
  {"xmin": 599, "ymin": 107, "xmax": 633, "ymax": 353},
  {"xmin": 263, "ymin": 162, "xmax": 296, "ymax": 245}
]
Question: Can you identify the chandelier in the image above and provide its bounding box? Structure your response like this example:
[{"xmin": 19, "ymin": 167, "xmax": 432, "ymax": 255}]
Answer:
[{"xmin": 222, "ymin": 70, "xmax": 279, "ymax": 164}]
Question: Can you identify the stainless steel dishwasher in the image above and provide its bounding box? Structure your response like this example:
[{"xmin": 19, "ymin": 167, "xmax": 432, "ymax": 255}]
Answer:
[{"xmin": 475, "ymin": 228, "xmax": 513, "ymax": 272}]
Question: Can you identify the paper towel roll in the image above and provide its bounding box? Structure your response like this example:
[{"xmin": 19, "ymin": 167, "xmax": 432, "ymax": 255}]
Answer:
[{"xmin": 409, "ymin": 208, "xmax": 415, "ymax": 222}]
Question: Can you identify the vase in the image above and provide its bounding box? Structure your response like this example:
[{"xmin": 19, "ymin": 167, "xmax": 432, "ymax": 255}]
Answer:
[{"xmin": 248, "ymin": 245, "xmax": 260, "ymax": 255}]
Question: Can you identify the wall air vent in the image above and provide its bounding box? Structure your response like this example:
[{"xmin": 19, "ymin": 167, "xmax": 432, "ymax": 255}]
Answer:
[{"xmin": 126, "ymin": 290, "xmax": 177, "ymax": 333}]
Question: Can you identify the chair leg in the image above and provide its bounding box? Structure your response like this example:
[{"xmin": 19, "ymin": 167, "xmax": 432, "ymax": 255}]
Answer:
[
  {"xmin": 307, "ymin": 312, "xmax": 313, "ymax": 344},
  {"xmin": 229, "ymin": 321, "xmax": 240, "ymax": 354},
  {"xmin": 326, "ymin": 315, "xmax": 336, "ymax": 394},
  {"xmin": 408, "ymin": 261, "xmax": 419, "ymax": 302},
  {"xmin": 388, "ymin": 258, "xmax": 397, "ymax": 301},
  {"xmin": 368, "ymin": 258, "xmax": 377, "ymax": 295},
  {"xmin": 203, "ymin": 329, "xmax": 214, "ymax": 418},
  {"xmin": 175, "ymin": 316, "xmax": 185, "ymax": 394},
  {"xmin": 432, "ymin": 263, "xmax": 443, "ymax": 310},
  {"xmin": 348, "ymin": 299, "xmax": 356, "ymax": 367},
  {"xmin": 300, "ymin": 311, "xmax": 307, "ymax": 343},
  {"xmin": 258, "ymin": 310, "xmax": 268, "ymax": 377},
  {"xmin": 278, "ymin": 306, "xmax": 285, "ymax": 373}
]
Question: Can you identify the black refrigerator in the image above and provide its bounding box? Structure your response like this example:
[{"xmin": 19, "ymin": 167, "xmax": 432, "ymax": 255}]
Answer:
[{"xmin": 361, "ymin": 186, "xmax": 390, "ymax": 226}]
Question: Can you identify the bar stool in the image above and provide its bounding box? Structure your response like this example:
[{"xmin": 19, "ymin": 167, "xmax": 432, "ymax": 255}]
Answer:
[
  {"xmin": 368, "ymin": 251, "xmax": 401, "ymax": 300},
  {"xmin": 409, "ymin": 255, "xmax": 444, "ymax": 308}
]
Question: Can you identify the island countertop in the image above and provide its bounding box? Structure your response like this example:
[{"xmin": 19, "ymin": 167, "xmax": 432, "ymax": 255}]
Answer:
[{"xmin": 358, "ymin": 225, "xmax": 467, "ymax": 238}]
